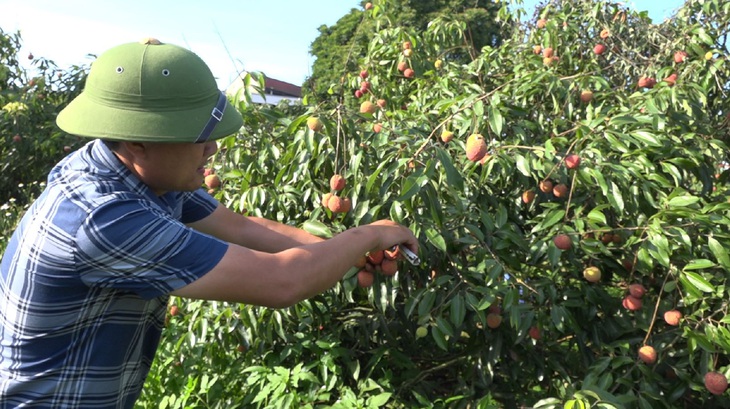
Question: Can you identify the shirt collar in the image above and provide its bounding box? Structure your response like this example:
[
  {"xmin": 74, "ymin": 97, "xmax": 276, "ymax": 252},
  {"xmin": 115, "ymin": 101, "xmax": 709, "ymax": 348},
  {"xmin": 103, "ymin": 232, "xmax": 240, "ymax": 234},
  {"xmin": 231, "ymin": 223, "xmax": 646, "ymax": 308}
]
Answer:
[{"xmin": 89, "ymin": 139, "xmax": 177, "ymax": 211}]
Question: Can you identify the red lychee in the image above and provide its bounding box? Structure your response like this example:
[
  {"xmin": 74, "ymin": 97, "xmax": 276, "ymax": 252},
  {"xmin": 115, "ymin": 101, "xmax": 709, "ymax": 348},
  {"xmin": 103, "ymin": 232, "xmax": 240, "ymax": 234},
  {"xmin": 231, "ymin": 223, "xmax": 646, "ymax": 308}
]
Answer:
[
  {"xmin": 705, "ymin": 371, "xmax": 729, "ymax": 395},
  {"xmin": 553, "ymin": 234, "xmax": 572, "ymax": 250}
]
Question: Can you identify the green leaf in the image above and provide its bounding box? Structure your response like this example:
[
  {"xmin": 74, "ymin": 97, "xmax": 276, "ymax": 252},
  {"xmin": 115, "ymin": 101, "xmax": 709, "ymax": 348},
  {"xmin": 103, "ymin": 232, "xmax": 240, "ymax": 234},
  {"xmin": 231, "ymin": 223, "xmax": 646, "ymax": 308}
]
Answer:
[
  {"xmin": 607, "ymin": 181, "xmax": 624, "ymax": 213},
  {"xmin": 586, "ymin": 207, "xmax": 607, "ymax": 225},
  {"xmin": 397, "ymin": 174, "xmax": 428, "ymax": 202},
  {"xmin": 681, "ymin": 271, "xmax": 714, "ymax": 293},
  {"xmin": 630, "ymin": 130, "xmax": 663, "ymax": 147},
  {"xmin": 302, "ymin": 219, "xmax": 333, "ymax": 238},
  {"xmin": 608, "ymin": 115, "xmax": 638, "ymax": 126},
  {"xmin": 425, "ymin": 227, "xmax": 447, "ymax": 252},
  {"xmin": 435, "ymin": 148, "xmax": 463, "ymax": 191},
  {"xmin": 418, "ymin": 290, "xmax": 436, "ymax": 318},
  {"xmin": 708, "ymin": 237, "xmax": 730, "ymax": 269},
  {"xmin": 667, "ymin": 195, "xmax": 699, "ymax": 208},
  {"xmin": 515, "ymin": 155, "xmax": 531, "ymax": 177},
  {"xmin": 435, "ymin": 316, "xmax": 455, "ymax": 338},
  {"xmin": 683, "ymin": 259, "xmax": 716, "ymax": 271},
  {"xmin": 542, "ymin": 209, "xmax": 566, "ymax": 230},
  {"xmin": 368, "ymin": 393, "xmax": 392, "ymax": 407},
  {"xmin": 450, "ymin": 294, "xmax": 466, "ymax": 327},
  {"xmin": 431, "ymin": 324, "xmax": 448, "ymax": 351},
  {"xmin": 488, "ymin": 104, "xmax": 503, "ymax": 136}
]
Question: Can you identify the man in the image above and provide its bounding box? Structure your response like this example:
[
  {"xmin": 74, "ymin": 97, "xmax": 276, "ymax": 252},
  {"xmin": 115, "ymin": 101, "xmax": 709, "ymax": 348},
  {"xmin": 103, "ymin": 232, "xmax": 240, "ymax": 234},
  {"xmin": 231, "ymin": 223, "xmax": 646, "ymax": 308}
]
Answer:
[{"xmin": 0, "ymin": 38, "xmax": 418, "ymax": 408}]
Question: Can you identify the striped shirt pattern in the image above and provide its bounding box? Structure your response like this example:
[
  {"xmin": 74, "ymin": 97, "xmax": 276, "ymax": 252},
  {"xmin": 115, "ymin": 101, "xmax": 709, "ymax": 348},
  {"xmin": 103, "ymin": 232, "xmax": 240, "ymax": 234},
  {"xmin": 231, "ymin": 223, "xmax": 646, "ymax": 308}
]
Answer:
[{"xmin": 0, "ymin": 140, "xmax": 228, "ymax": 408}]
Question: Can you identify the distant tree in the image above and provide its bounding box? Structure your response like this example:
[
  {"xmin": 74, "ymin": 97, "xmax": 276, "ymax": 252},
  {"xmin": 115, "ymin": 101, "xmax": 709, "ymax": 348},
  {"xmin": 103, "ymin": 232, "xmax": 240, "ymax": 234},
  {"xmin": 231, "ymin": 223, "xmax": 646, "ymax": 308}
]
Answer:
[{"xmin": 303, "ymin": 0, "xmax": 505, "ymax": 102}]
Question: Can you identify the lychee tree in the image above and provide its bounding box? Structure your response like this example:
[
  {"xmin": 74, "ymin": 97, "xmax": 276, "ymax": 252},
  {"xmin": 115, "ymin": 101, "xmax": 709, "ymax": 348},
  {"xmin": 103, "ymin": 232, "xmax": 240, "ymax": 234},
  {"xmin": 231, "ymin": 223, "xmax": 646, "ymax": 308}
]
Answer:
[
  {"xmin": 0, "ymin": 28, "xmax": 86, "ymax": 247},
  {"xmin": 139, "ymin": 0, "xmax": 730, "ymax": 407}
]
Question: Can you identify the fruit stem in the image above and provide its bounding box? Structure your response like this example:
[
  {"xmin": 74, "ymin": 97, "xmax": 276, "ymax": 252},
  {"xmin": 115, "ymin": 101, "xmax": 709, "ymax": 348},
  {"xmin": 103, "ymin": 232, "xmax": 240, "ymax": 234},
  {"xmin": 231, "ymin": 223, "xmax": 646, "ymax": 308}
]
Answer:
[{"xmin": 642, "ymin": 270, "xmax": 671, "ymax": 346}]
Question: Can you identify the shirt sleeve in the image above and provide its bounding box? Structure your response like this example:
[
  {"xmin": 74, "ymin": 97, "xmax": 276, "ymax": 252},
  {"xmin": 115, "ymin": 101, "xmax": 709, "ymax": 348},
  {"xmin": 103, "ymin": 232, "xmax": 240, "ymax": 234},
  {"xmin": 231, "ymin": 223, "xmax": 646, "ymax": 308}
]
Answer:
[
  {"xmin": 180, "ymin": 188, "xmax": 220, "ymax": 224},
  {"xmin": 74, "ymin": 197, "xmax": 229, "ymax": 299}
]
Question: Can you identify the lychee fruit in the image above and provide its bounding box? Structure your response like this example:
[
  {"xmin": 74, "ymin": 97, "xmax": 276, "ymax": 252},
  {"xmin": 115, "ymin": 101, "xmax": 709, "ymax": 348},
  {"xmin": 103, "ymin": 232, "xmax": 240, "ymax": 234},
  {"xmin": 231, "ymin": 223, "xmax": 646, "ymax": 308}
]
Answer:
[
  {"xmin": 486, "ymin": 313, "xmax": 502, "ymax": 329},
  {"xmin": 327, "ymin": 195, "xmax": 344, "ymax": 213},
  {"xmin": 663, "ymin": 310, "xmax": 682, "ymax": 326},
  {"xmin": 674, "ymin": 50, "xmax": 688, "ymax": 63},
  {"xmin": 204, "ymin": 174, "xmax": 221, "ymax": 189},
  {"xmin": 357, "ymin": 270, "xmax": 374, "ymax": 287},
  {"xmin": 321, "ymin": 192, "xmax": 334, "ymax": 208},
  {"xmin": 622, "ymin": 295, "xmax": 642, "ymax": 311},
  {"xmin": 307, "ymin": 117, "xmax": 323, "ymax": 132},
  {"xmin": 638, "ymin": 77, "xmax": 657, "ymax": 89},
  {"xmin": 340, "ymin": 197, "xmax": 352, "ymax": 213},
  {"xmin": 593, "ymin": 44, "xmax": 607, "ymax": 55},
  {"xmin": 638, "ymin": 345, "xmax": 657, "ymax": 364},
  {"xmin": 330, "ymin": 174, "xmax": 346, "ymax": 191},
  {"xmin": 367, "ymin": 250, "xmax": 385, "ymax": 265},
  {"xmin": 564, "ymin": 154, "xmax": 581, "ymax": 169},
  {"xmin": 522, "ymin": 190, "xmax": 536, "ymax": 204},
  {"xmin": 539, "ymin": 180, "xmax": 553, "ymax": 193},
  {"xmin": 380, "ymin": 259, "xmax": 398, "ymax": 276},
  {"xmin": 705, "ymin": 371, "xmax": 729, "ymax": 395},
  {"xmin": 583, "ymin": 266, "xmax": 602, "ymax": 283},
  {"xmin": 465, "ymin": 133, "xmax": 488, "ymax": 162},
  {"xmin": 441, "ymin": 129, "xmax": 454, "ymax": 143},
  {"xmin": 553, "ymin": 234, "xmax": 572, "ymax": 250},
  {"xmin": 552, "ymin": 183, "xmax": 569, "ymax": 198},
  {"xmin": 360, "ymin": 101, "xmax": 377, "ymax": 114},
  {"xmin": 580, "ymin": 90, "xmax": 593, "ymax": 103},
  {"xmin": 629, "ymin": 283, "xmax": 646, "ymax": 298}
]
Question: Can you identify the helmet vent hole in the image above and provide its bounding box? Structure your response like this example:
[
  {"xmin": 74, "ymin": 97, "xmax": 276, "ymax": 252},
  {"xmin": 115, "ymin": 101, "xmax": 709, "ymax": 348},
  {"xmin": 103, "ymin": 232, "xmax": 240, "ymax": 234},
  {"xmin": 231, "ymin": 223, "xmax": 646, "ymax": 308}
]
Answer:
[
  {"xmin": 115, "ymin": 66, "xmax": 124, "ymax": 74},
  {"xmin": 161, "ymin": 69, "xmax": 170, "ymax": 76}
]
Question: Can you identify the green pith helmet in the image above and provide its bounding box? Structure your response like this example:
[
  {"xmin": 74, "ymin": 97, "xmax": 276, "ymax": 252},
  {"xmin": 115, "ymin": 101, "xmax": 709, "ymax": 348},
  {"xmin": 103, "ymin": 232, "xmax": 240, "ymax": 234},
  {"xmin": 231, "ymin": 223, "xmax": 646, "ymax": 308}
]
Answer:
[{"xmin": 57, "ymin": 38, "xmax": 242, "ymax": 143}]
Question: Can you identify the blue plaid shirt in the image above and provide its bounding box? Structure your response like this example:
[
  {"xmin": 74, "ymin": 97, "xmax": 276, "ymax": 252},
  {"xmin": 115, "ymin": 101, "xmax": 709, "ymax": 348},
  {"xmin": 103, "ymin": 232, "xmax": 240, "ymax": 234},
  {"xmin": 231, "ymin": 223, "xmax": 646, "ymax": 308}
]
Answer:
[{"xmin": 0, "ymin": 140, "xmax": 228, "ymax": 408}]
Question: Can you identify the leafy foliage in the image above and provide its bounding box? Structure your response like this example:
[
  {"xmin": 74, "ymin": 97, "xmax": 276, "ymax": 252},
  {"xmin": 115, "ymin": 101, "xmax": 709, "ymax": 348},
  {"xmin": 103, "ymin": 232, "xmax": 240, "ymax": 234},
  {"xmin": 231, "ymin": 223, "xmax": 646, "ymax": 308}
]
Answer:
[
  {"xmin": 0, "ymin": 28, "xmax": 87, "ymax": 205},
  {"xmin": 3, "ymin": 0, "xmax": 730, "ymax": 406},
  {"xmin": 304, "ymin": 0, "xmax": 505, "ymax": 102},
  {"xmin": 138, "ymin": 0, "xmax": 730, "ymax": 407}
]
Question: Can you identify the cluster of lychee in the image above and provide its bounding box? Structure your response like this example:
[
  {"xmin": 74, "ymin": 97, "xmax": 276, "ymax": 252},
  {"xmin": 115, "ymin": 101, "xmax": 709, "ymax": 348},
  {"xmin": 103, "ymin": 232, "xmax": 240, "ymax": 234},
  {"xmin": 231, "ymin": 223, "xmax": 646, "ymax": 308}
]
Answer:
[
  {"xmin": 622, "ymin": 283, "xmax": 646, "ymax": 311},
  {"xmin": 321, "ymin": 174, "xmax": 351, "ymax": 214},
  {"xmin": 533, "ymin": 17, "xmax": 688, "ymax": 97},
  {"xmin": 354, "ymin": 246, "xmax": 400, "ymax": 287},
  {"xmin": 522, "ymin": 153, "xmax": 580, "ymax": 206},
  {"xmin": 397, "ymin": 41, "xmax": 415, "ymax": 79},
  {"xmin": 354, "ymin": 70, "xmax": 371, "ymax": 99}
]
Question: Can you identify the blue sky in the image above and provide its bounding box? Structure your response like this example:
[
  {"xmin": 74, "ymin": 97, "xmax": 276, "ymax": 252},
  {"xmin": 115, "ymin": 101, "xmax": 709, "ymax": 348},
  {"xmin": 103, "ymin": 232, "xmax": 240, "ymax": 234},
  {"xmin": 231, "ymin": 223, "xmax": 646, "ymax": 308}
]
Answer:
[{"xmin": 1, "ymin": 0, "xmax": 684, "ymax": 89}]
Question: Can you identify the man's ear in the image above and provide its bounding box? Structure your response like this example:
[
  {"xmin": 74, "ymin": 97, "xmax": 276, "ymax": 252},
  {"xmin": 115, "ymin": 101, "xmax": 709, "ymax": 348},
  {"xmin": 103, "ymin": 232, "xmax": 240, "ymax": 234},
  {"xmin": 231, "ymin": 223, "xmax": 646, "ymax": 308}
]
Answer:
[{"xmin": 118, "ymin": 141, "xmax": 148, "ymax": 157}]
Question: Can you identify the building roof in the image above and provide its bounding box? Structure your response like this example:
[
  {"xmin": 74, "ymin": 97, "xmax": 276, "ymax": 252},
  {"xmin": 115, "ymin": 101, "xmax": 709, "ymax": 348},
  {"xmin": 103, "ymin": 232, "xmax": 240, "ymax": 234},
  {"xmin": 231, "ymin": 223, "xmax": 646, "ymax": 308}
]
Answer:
[
  {"xmin": 225, "ymin": 72, "xmax": 302, "ymax": 104},
  {"xmin": 264, "ymin": 77, "xmax": 301, "ymax": 97}
]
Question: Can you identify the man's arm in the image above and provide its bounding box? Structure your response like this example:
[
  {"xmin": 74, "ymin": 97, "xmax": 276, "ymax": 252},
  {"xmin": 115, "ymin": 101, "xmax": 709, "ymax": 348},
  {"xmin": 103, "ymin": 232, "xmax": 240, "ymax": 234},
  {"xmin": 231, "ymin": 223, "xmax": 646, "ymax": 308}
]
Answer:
[
  {"xmin": 172, "ymin": 219, "xmax": 418, "ymax": 308},
  {"xmin": 188, "ymin": 203, "xmax": 324, "ymax": 252}
]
